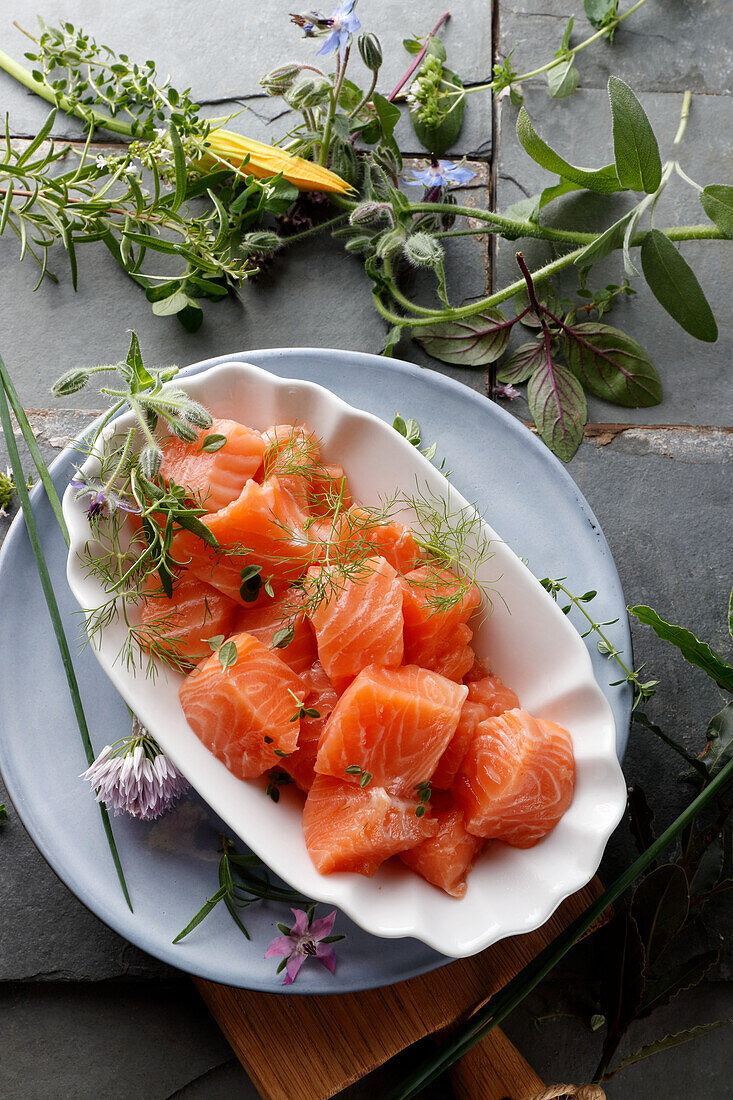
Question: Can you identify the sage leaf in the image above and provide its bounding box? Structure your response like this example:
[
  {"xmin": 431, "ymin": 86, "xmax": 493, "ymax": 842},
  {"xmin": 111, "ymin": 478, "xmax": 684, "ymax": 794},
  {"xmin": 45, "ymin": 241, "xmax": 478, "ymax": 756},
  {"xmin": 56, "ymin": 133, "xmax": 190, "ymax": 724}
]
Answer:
[
  {"xmin": 638, "ymin": 950, "xmax": 718, "ymax": 1018},
  {"xmin": 631, "ymin": 863, "xmax": 689, "ymax": 967},
  {"xmin": 616, "ymin": 1021, "xmax": 732, "ymax": 1073},
  {"xmin": 516, "ymin": 108, "xmax": 622, "ymax": 193},
  {"xmin": 547, "ymin": 58, "xmax": 580, "ymax": 99},
  {"xmin": 699, "ymin": 184, "xmax": 733, "ymax": 239},
  {"xmin": 218, "ymin": 640, "xmax": 238, "ymax": 671},
  {"xmin": 536, "ymin": 176, "xmax": 585, "ymax": 216},
  {"xmin": 412, "ymin": 69, "xmax": 465, "ymax": 156},
  {"xmin": 640, "ymin": 229, "xmax": 718, "ymax": 342},
  {"xmin": 608, "ymin": 77, "xmax": 662, "ymax": 193},
  {"xmin": 575, "ymin": 209, "xmax": 637, "ymax": 270},
  {"xmin": 527, "ymin": 355, "xmax": 587, "ymax": 462},
  {"xmin": 497, "ymin": 342, "xmax": 545, "ymax": 384},
  {"xmin": 414, "ymin": 309, "xmax": 511, "ymax": 366},
  {"xmin": 564, "ymin": 323, "xmax": 662, "ymax": 407},
  {"xmin": 629, "ymin": 605, "xmax": 733, "ymax": 692}
]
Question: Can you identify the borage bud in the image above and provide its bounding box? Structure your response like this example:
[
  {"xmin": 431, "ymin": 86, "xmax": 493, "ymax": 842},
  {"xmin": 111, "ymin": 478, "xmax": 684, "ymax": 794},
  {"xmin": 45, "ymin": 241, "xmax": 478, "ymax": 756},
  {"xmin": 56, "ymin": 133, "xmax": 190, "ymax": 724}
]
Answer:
[
  {"xmin": 259, "ymin": 63, "xmax": 302, "ymax": 96},
  {"xmin": 403, "ymin": 232, "xmax": 445, "ymax": 268},
  {"xmin": 138, "ymin": 444, "xmax": 163, "ymax": 480},
  {"xmin": 168, "ymin": 419, "xmax": 199, "ymax": 443},
  {"xmin": 358, "ymin": 33, "xmax": 383, "ymax": 72},
  {"xmin": 181, "ymin": 399, "xmax": 213, "ymax": 429},
  {"xmin": 344, "ymin": 234, "xmax": 374, "ymax": 255},
  {"xmin": 285, "ymin": 73, "xmax": 332, "ymax": 110},
  {"xmin": 375, "ymin": 228, "xmax": 406, "ymax": 259},
  {"xmin": 53, "ymin": 367, "xmax": 90, "ymax": 396},
  {"xmin": 349, "ymin": 200, "xmax": 392, "ymax": 226},
  {"xmin": 241, "ymin": 231, "xmax": 282, "ymax": 258}
]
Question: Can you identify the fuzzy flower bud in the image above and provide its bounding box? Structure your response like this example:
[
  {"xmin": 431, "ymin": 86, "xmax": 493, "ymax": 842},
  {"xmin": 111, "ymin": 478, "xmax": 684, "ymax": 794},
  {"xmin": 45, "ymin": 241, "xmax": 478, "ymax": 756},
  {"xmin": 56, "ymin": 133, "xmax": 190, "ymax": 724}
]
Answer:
[
  {"xmin": 285, "ymin": 73, "xmax": 333, "ymax": 109},
  {"xmin": 375, "ymin": 228, "xmax": 407, "ymax": 259},
  {"xmin": 403, "ymin": 232, "xmax": 445, "ymax": 268},
  {"xmin": 138, "ymin": 444, "xmax": 163, "ymax": 479},
  {"xmin": 241, "ymin": 231, "xmax": 283, "ymax": 257},
  {"xmin": 349, "ymin": 200, "xmax": 392, "ymax": 226},
  {"xmin": 259, "ymin": 63, "xmax": 302, "ymax": 96},
  {"xmin": 181, "ymin": 399, "xmax": 213, "ymax": 429},
  {"xmin": 53, "ymin": 367, "xmax": 91, "ymax": 396},
  {"xmin": 358, "ymin": 33, "xmax": 383, "ymax": 72}
]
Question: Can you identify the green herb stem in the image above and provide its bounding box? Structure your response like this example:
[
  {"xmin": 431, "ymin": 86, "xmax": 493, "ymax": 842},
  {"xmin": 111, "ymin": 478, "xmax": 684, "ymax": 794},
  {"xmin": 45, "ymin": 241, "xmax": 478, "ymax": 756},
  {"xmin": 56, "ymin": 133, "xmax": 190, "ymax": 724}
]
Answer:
[
  {"xmin": 319, "ymin": 45, "xmax": 351, "ymax": 167},
  {"xmin": 389, "ymin": 750, "xmax": 733, "ymax": 1099},
  {"xmin": 0, "ymin": 358, "xmax": 132, "ymax": 910}
]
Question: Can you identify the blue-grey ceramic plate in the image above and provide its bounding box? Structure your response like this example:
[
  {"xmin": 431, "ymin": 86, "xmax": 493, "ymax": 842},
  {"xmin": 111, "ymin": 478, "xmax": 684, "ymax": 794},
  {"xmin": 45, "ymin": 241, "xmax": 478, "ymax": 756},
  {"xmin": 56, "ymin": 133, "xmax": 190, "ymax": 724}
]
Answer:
[{"xmin": 0, "ymin": 349, "xmax": 631, "ymax": 992}]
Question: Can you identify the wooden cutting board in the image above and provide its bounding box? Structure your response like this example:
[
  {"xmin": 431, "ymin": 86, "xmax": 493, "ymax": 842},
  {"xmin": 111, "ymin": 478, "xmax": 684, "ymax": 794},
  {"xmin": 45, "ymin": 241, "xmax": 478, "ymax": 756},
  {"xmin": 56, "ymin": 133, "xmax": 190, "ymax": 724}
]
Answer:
[{"xmin": 195, "ymin": 877, "xmax": 602, "ymax": 1099}]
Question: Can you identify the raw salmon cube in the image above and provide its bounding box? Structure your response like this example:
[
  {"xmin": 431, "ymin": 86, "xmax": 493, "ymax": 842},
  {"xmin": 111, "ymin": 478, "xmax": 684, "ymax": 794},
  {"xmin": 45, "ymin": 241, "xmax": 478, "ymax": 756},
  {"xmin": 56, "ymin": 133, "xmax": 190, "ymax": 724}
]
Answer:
[
  {"xmin": 138, "ymin": 574, "xmax": 238, "ymax": 667},
  {"xmin": 302, "ymin": 774, "xmax": 439, "ymax": 875},
  {"xmin": 308, "ymin": 555, "xmax": 404, "ymax": 691},
  {"xmin": 400, "ymin": 793, "xmax": 486, "ymax": 897},
  {"xmin": 344, "ymin": 507, "xmax": 422, "ymax": 574},
  {"xmin": 284, "ymin": 663, "xmax": 340, "ymax": 792},
  {"xmin": 261, "ymin": 423, "xmax": 321, "ymax": 513},
  {"xmin": 234, "ymin": 587, "xmax": 317, "ymax": 675},
  {"xmin": 315, "ymin": 664, "xmax": 467, "ymax": 792},
  {"xmin": 160, "ymin": 418, "xmax": 266, "ymax": 513},
  {"xmin": 400, "ymin": 567, "xmax": 481, "ymax": 682},
  {"xmin": 453, "ymin": 709, "xmax": 575, "ymax": 848},
  {"xmin": 432, "ymin": 674, "xmax": 520, "ymax": 789},
  {"xmin": 178, "ymin": 632, "xmax": 306, "ymax": 779}
]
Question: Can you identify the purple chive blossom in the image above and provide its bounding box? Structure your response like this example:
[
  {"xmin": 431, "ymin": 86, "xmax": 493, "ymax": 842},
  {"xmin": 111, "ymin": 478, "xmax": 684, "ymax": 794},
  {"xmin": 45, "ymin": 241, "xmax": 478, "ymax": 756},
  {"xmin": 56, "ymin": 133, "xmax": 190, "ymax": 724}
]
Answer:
[
  {"xmin": 81, "ymin": 716, "xmax": 188, "ymax": 821},
  {"xmin": 403, "ymin": 158, "xmax": 476, "ymax": 189},
  {"xmin": 265, "ymin": 908, "xmax": 339, "ymax": 985},
  {"xmin": 69, "ymin": 472, "xmax": 141, "ymax": 521},
  {"xmin": 317, "ymin": 1, "xmax": 360, "ymax": 55},
  {"xmin": 494, "ymin": 382, "xmax": 521, "ymax": 401}
]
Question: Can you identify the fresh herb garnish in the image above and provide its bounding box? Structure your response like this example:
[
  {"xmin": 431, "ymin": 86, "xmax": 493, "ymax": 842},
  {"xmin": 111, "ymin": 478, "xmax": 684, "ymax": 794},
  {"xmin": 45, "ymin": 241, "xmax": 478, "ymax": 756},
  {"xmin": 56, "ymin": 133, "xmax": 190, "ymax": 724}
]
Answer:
[{"xmin": 345, "ymin": 764, "xmax": 373, "ymax": 788}]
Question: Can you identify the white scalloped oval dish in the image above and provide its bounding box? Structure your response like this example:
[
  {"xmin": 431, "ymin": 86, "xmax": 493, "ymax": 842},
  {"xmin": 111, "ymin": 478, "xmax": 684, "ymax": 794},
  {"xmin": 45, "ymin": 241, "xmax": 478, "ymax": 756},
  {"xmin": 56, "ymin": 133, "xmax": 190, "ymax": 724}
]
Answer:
[{"xmin": 63, "ymin": 360, "xmax": 626, "ymax": 958}]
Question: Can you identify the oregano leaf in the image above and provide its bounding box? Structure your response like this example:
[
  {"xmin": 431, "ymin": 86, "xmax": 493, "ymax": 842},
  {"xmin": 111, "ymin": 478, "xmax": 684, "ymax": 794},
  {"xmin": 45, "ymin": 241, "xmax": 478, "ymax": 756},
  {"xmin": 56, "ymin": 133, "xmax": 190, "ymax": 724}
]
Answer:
[
  {"xmin": 563, "ymin": 323, "xmax": 662, "ymax": 407},
  {"xmin": 527, "ymin": 354, "xmax": 587, "ymax": 462},
  {"xmin": 516, "ymin": 108, "xmax": 622, "ymax": 193},
  {"xmin": 218, "ymin": 640, "xmax": 238, "ymax": 671},
  {"xmin": 640, "ymin": 229, "xmax": 718, "ymax": 342},
  {"xmin": 199, "ymin": 433, "xmax": 227, "ymax": 453},
  {"xmin": 414, "ymin": 309, "xmax": 511, "ymax": 366},
  {"xmin": 699, "ymin": 185, "xmax": 733, "ymax": 239},
  {"xmin": 608, "ymin": 77, "xmax": 662, "ymax": 193}
]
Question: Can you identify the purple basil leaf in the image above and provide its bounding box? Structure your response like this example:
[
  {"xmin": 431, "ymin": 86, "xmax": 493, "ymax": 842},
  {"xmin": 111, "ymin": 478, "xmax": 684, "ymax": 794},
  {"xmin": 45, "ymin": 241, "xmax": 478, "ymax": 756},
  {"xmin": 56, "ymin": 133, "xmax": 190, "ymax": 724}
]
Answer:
[
  {"xmin": 527, "ymin": 353, "xmax": 586, "ymax": 462},
  {"xmin": 637, "ymin": 950, "xmax": 718, "ymax": 1019},
  {"xmin": 413, "ymin": 309, "xmax": 511, "ymax": 367},
  {"xmin": 497, "ymin": 341, "xmax": 546, "ymax": 384},
  {"xmin": 564, "ymin": 322, "xmax": 662, "ymax": 407},
  {"xmin": 631, "ymin": 863, "xmax": 690, "ymax": 968}
]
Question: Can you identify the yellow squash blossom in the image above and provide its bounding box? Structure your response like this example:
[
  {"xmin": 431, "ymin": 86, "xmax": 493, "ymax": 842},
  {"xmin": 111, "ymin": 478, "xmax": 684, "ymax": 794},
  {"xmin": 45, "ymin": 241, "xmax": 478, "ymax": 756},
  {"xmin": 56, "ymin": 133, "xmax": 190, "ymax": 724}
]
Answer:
[{"xmin": 200, "ymin": 128, "xmax": 352, "ymax": 194}]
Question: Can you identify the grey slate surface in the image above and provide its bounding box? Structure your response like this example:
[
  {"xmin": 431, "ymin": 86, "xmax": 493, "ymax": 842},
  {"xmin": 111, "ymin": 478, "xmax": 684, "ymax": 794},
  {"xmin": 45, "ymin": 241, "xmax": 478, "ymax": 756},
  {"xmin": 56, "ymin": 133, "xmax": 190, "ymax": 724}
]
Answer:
[{"xmin": 0, "ymin": 0, "xmax": 731, "ymax": 1096}]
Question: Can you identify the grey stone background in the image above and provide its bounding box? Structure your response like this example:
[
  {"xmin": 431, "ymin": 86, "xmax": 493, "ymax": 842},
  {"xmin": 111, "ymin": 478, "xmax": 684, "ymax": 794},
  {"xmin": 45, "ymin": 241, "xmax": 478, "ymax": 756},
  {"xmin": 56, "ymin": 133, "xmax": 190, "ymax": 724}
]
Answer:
[{"xmin": 0, "ymin": 1, "xmax": 731, "ymax": 1097}]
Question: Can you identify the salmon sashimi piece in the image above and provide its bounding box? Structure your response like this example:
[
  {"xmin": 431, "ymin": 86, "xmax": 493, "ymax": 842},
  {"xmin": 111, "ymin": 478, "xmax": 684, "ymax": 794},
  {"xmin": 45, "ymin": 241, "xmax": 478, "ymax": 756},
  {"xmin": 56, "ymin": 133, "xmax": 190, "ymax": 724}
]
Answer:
[
  {"xmin": 463, "ymin": 653, "xmax": 491, "ymax": 683},
  {"xmin": 302, "ymin": 774, "xmax": 439, "ymax": 876},
  {"xmin": 159, "ymin": 419, "xmax": 266, "ymax": 513},
  {"xmin": 138, "ymin": 574, "xmax": 239, "ymax": 668},
  {"xmin": 400, "ymin": 794, "xmax": 486, "ymax": 898},
  {"xmin": 308, "ymin": 463, "xmax": 352, "ymax": 517},
  {"xmin": 316, "ymin": 664, "xmax": 467, "ymax": 792},
  {"xmin": 284, "ymin": 663, "xmax": 340, "ymax": 792},
  {"xmin": 308, "ymin": 555, "xmax": 404, "ymax": 692},
  {"xmin": 234, "ymin": 587, "xmax": 317, "ymax": 675},
  {"xmin": 178, "ymin": 632, "xmax": 306, "ymax": 779},
  {"xmin": 400, "ymin": 566, "xmax": 482, "ymax": 682},
  {"xmin": 453, "ymin": 709, "xmax": 575, "ymax": 848},
  {"xmin": 174, "ymin": 476, "xmax": 318, "ymax": 600},
  {"xmin": 432, "ymin": 675, "xmax": 520, "ymax": 789},
  {"xmin": 261, "ymin": 423, "xmax": 321, "ymax": 513},
  {"xmin": 342, "ymin": 506, "xmax": 422, "ymax": 574}
]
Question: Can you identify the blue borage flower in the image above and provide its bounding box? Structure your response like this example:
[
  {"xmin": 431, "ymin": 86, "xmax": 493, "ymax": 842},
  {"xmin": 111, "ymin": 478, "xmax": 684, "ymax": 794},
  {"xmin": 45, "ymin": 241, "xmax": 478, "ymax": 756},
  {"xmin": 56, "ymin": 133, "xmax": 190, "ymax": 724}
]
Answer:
[
  {"xmin": 291, "ymin": 2, "xmax": 361, "ymax": 56},
  {"xmin": 403, "ymin": 157, "xmax": 476, "ymax": 189},
  {"xmin": 69, "ymin": 471, "xmax": 141, "ymax": 520}
]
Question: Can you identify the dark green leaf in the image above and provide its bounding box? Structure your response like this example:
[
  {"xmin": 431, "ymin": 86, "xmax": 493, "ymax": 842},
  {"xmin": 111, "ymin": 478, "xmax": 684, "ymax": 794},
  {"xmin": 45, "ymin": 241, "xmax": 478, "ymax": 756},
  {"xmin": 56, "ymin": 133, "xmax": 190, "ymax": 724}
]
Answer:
[
  {"xmin": 527, "ymin": 354, "xmax": 587, "ymax": 462},
  {"xmin": 411, "ymin": 69, "xmax": 465, "ymax": 156},
  {"xmin": 700, "ymin": 185, "xmax": 733, "ymax": 239},
  {"xmin": 616, "ymin": 1021, "xmax": 732, "ymax": 1073},
  {"xmin": 683, "ymin": 702, "xmax": 733, "ymax": 785},
  {"xmin": 426, "ymin": 38, "xmax": 447, "ymax": 62},
  {"xmin": 403, "ymin": 37, "xmax": 422, "ymax": 54},
  {"xmin": 629, "ymin": 606, "xmax": 733, "ymax": 692},
  {"xmin": 638, "ymin": 951, "xmax": 718, "ymax": 1017},
  {"xmin": 414, "ymin": 309, "xmax": 511, "ymax": 367},
  {"xmin": 608, "ymin": 77, "xmax": 662, "ymax": 193},
  {"xmin": 640, "ymin": 229, "xmax": 718, "ymax": 342},
  {"xmin": 631, "ymin": 864, "xmax": 689, "ymax": 967},
  {"xmin": 176, "ymin": 303, "xmax": 204, "ymax": 333},
  {"xmin": 599, "ymin": 912, "xmax": 647, "ymax": 1067},
  {"xmin": 535, "ymin": 177, "xmax": 585, "ymax": 217},
  {"xmin": 174, "ymin": 511, "xmax": 218, "ymax": 548},
  {"xmin": 145, "ymin": 280, "xmax": 182, "ymax": 304},
  {"xmin": 575, "ymin": 209, "xmax": 637, "ymax": 269},
  {"xmin": 627, "ymin": 785, "xmax": 656, "ymax": 858},
  {"xmin": 516, "ymin": 107, "xmax": 622, "ymax": 193},
  {"xmin": 547, "ymin": 58, "xmax": 580, "ymax": 99},
  {"xmin": 584, "ymin": 0, "xmax": 617, "ymax": 29},
  {"xmin": 168, "ymin": 121, "xmax": 187, "ymax": 213},
  {"xmin": 15, "ymin": 108, "xmax": 57, "ymax": 165},
  {"xmin": 199, "ymin": 433, "xmax": 227, "ymax": 453},
  {"xmin": 151, "ymin": 290, "xmax": 189, "ymax": 316},
  {"xmin": 172, "ymin": 885, "xmax": 227, "ymax": 942},
  {"xmin": 564, "ymin": 323, "xmax": 662, "ymax": 407},
  {"xmin": 689, "ymin": 833, "xmax": 725, "ymax": 897},
  {"xmin": 496, "ymin": 341, "xmax": 545, "ymax": 384},
  {"xmin": 218, "ymin": 640, "xmax": 238, "ymax": 670}
]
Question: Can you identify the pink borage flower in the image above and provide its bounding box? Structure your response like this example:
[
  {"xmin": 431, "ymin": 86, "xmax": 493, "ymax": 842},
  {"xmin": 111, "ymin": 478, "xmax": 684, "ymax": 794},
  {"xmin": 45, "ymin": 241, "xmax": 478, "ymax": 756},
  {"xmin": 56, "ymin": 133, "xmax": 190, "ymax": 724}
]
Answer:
[{"xmin": 265, "ymin": 907, "xmax": 343, "ymax": 984}]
